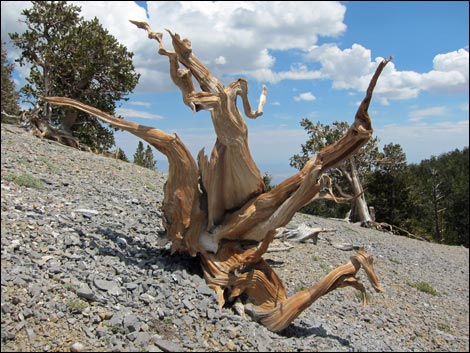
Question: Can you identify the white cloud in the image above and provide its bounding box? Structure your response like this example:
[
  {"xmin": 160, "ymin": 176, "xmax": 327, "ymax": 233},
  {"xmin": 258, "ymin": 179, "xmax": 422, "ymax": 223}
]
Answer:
[
  {"xmin": 70, "ymin": 1, "xmax": 147, "ymax": 53},
  {"xmin": 461, "ymin": 102, "xmax": 469, "ymax": 112},
  {"xmin": 215, "ymin": 56, "xmax": 226, "ymax": 65},
  {"xmin": 248, "ymin": 63, "xmax": 322, "ymax": 83},
  {"xmin": 306, "ymin": 43, "xmax": 469, "ymax": 104},
  {"xmin": 3, "ymin": 1, "xmax": 467, "ymax": 102},
  {"xmin": 116, "ymin": 107, "xmax": 164, "ymax": 121},
  {"xmin": 1, "ymin": 2, "xmax": 31, "ymax": 42},
  {"xmin": 420, "ymin": 49, "xmax": 469, "ymax": 94},
  {"xmin": 294, "ymin": 92, "xmax": 317, "ymax": 102},
  {"xmin": 62, "ymin": 2, "xmax": 346, "ymax": 89},
  {"xmin": 408, "ymin": 106, "xmax": 449, "ymax": 122},
  {"xmin": 1, "ymin": 1, "xmax": 33, "ymax": 81},
  {"xmin": 1, "ymin": 1, "xmax": 343, "ymax": 90}
]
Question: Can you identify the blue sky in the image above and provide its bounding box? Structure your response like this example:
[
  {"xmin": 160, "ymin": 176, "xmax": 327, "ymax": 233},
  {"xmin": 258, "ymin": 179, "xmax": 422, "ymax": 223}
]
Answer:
[{"xmin": 2, "ymin": 1, "xmax": 468, "ymax": 183}]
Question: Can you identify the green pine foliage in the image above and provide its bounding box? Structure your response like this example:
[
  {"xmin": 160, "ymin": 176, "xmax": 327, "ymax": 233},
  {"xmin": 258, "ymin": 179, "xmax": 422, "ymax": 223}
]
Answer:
[
  {"xmin": 291, "ymin": 117, "xmax": 469, "ymax": 247},
  {"xmin": 117, "ymin": 148, "xmax": 129, "ymax": 162},
  {"xmin": 144, "ymin": 145, "xmax": 157, "ymax": 171},
  {"xmin": 1, "ymin": 41, "xmax": 20, "ymax": 124},
  {"xmin": 406, "ymin": 147, "xmax": 469, "ymax": 246},
  {"xmin": 133, "ymin": 141, "xmax": 146, "ymax": 167},
  {"xmin": 133, "ymin": 142, "xmax": 157, "ymax": 171},
  {"xmin": 290, "ymin": 118, "xmax": 380, "ymax": 220},
  {"xmin": 9, "ymin": 1, "xmax": 139, "ymax": 152}
]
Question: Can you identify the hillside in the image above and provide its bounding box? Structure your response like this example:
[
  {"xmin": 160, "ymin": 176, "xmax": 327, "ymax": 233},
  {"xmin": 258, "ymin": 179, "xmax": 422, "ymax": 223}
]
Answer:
[{"xmin": 1, "ymin": 124, "xmax": 469, "ymax": 352}]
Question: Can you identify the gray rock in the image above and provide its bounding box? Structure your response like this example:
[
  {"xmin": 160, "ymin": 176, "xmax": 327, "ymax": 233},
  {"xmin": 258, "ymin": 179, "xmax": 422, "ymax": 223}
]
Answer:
[
  {"xmin": 123, "ymin": 314, "xmax": 141, "ymax": 332},
  {"xmin": 153, "ymin": 339, "xmax": 184, "ymax": 352},
  {"xmin": 70, "ymin": 342, "xmax": 86, "ymax": 352},
  {"xmin": 76, "ymin": 285, "xmax": 106, "ymax": 304}
]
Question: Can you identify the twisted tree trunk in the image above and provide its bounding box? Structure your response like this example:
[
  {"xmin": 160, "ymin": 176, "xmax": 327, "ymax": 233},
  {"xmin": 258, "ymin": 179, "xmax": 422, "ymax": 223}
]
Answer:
[
  {"xmin": 342, "ymin": 157, "xmax": 374, "ymax": 224},
  {"xmin": 42, "ymin": 20, "xmax": 392, "ymax": 332}
]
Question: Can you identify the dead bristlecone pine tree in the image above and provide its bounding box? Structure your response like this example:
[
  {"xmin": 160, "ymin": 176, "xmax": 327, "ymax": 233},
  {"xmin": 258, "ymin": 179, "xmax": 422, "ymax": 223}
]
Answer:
[{"xmin": 43, "ymin": 20, "xmax": 392, "ymax": 332}]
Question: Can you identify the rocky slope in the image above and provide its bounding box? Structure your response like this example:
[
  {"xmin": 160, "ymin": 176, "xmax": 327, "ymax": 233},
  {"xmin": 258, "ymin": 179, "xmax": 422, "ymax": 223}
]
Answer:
[{"xmin": 1, "ymin": 124, "xmax": 469, "ymax": 352}]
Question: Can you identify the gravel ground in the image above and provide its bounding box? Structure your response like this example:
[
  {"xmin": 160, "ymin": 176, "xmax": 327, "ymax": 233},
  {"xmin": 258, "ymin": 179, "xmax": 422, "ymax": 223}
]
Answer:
[{"xmin": 1, "ymin": 124, "xmax": 469, "ymax": 352}]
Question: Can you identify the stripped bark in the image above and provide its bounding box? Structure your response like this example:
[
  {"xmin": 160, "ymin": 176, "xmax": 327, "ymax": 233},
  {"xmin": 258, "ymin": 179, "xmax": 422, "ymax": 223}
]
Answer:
[{"xmin": 42, "ymin": 20, "xmax": 392, "ymax": 332}]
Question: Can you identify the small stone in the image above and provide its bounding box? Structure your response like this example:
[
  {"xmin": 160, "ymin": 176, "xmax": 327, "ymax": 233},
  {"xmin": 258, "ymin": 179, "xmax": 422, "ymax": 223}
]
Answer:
[
  {"xmin": 153, "ymin": 339, "xmax": 184, "ymax": 352},
  {"xmin": 98, "ymin": 311, "xmax": 114, "ymax": 321},
  {"xmin": 26, "ymin": 328, "xmax": 36, "ymax": 341},
  {"xmin": 116, "ymin": 237, "xmax": 127, "ymax": 248},
  {"xmin": 125, "ymin": 282, "xmax": 138, "ymax": 291},
  {"xmin": 197, "ymin": 284, "xmax": 214, "ymax": 296},
  {"xmin": 96, "ymin": 326, "xmax": 108, "ymax": 338},
  {"xmin": 70, "ymin": 342, "xmax": 86, "ymax": 352},
  {"xmin": 76, "ymin": 285, "xmax": 105, "ymax": 303},
  {"xmin": 140, "ymin": 293, "xmax": 155, "ymax": 303},
  {"xmin": 123, "ymin": 314, "xmax": 140, "ymax": 332},
  {"xmin": 1, "ymin": 303, "xmax": 12, "ymax": 314},
  {"xmin": 182, "ymin": 298, "xmax": 194, "ymax": 311},
  {"xmin": 226, "ymin": 341, "xmax": 237, "ymax": 351}
]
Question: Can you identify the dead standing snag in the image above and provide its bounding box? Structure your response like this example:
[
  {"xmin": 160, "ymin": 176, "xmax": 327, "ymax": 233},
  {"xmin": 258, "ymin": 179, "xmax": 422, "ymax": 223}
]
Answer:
[{"xmin": 42, "ymin": 20, "xmax": 392, "ymax": 332}]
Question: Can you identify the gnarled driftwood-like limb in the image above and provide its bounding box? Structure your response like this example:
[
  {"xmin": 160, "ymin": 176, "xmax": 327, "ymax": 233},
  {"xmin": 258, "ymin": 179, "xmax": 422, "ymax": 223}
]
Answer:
[
  {"xmin": 42, "ymin": 19, "xmax": 392, "ymax": 333},
  {"xmin": 276, "ymin": 223, "xmax": 337, "ymax": 244}
]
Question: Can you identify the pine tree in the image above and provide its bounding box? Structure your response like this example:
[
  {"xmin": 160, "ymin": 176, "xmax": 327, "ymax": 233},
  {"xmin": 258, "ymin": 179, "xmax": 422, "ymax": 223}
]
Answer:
[
  {"xmin": 9, "ymin": 1, "xmax": 139, "ymax": 151},
  {"xmin": 290, "ymin": 119, "xmax": 380, "ymax": 222},
  {"xmin": 1, "ymin": 41, "xmax": 20, "ymax": 124},
  {"xmin": 367, "ymin": 143, "xmax": 411, "ymax": 227},
  {"xmin": 144, "ymin": 145, "xmax": 157, "ymax": 170},
  {"xmin": 133, "ymin": 141, "xmax": 146, "ymax": 167},
  {"xmin": 118, "ymin": 148, "xmax": 129, "ymax": 162}
]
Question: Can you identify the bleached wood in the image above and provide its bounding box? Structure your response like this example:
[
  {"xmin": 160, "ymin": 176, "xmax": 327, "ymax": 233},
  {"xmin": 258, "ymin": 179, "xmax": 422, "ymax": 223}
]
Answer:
[{"xmin": 43, "ymin": 20, "xmax": 392, "ymax": 333}]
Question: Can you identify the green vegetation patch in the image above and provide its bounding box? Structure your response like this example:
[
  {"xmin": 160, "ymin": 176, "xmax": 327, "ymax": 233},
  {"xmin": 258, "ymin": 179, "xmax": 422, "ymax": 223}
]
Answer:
[
  {"xmin": 408, "ymin": 281, "xmax": 438, "ymax": 296},
  {"xmin": 320, "ymin": 263, "xmax": 330, "ymax": 274},
  {"xmin": 145, "ymin": 181, "xmax": 157, "ymax": 191},
  {"xmin": 66, "ymin": 298, "xmax": 89, "ymax": 313},
  {"xmin": 39, "ymin": 157, "xmax": 62, "ymax": 174},
  {"xmin": 354, "ymin": 290, "xmax": 372, "ymax": 303},
  {"xmin": 437, "ymin": 323, "xmax": 452, "ymax": 333},
  {"xmin": 4, "ymin": 173, "xmax": 44, "ymax": 189}
]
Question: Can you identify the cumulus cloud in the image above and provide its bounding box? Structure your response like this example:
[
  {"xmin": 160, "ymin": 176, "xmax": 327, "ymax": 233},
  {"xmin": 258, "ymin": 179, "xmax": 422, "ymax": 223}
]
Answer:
[
  {"xmin": 306, "ymin": 43, "xmax": 469, "ymax": 104},
  {"xmin": 420, "ymin": 49, "xmax": 469, "ymax": 94},
  {"xmin": 2, "ymin": 1, "xmax": 346, "ymax": 91},
  {"xmin": 247, "ymin": 63, "xmax": 322, "ymax": 83},
  {"xmin": 2, "ymin": 1, "xmax": 467, "ymax": 102},
  {"xmin": 294, "ymin": 92, "xmax": 317, "ymax": 102}
]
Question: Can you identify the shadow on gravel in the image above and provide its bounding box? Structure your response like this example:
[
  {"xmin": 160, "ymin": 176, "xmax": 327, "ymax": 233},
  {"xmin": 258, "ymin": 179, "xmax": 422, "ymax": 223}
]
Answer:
[
  {"xmin": 280, "ymin": 323, "xmax": 350, "ymax": 345},
  {"xmin": 265, "ymin": 258, "xmax": 285, "ymax": 267},
  {"xmin": 92, "ymin": 226, "xmax": 204, "ymax": 278}
]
